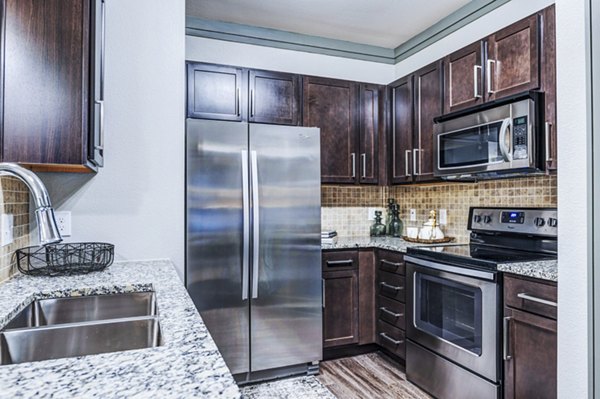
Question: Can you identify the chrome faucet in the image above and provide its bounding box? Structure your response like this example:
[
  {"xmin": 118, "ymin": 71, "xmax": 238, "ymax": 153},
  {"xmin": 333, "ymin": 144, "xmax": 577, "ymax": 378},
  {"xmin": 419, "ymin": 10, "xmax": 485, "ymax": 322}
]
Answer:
[{"xmin": 0, "ymin": 163, "xmax": 62, "ymax": 245}]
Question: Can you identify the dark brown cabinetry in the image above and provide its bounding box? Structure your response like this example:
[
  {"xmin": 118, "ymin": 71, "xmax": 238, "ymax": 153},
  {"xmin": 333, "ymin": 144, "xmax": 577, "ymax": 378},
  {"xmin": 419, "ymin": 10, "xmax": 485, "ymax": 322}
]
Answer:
[
  {"xmin": 358, "ymin": 84, "xmax": 381, "ymax": 184},
  {"xmin": 375, "ymin": 250, "xmax": 407, "ymax": 359},
  {"xmin": 444, "ymin": 42, "xmax": 484, "ymax": 114},
  {"xmin": 1, "ymin": 0, "xmax": 103, "ymax": 172},
  {"xmin": 541, "ymin": 5, "xmax": 557, "ymax": 171},
  {"xmin": 187, "ymin": 63, "xmax": 301, "ymax": 126},
  {"xmin": 390, "ymin": 61, "xmax": 442, "ymax": 184},
  {"xmin": 503, "ymin": 275, "xmax": 557, "ymax": 399}
]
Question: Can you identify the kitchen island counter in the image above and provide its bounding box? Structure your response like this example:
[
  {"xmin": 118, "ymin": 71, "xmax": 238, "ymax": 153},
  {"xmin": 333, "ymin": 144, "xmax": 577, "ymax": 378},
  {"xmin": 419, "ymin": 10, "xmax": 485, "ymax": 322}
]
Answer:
[{"xmin": 0, "ymin": 259, "xmax": 240, "ymax": 399}]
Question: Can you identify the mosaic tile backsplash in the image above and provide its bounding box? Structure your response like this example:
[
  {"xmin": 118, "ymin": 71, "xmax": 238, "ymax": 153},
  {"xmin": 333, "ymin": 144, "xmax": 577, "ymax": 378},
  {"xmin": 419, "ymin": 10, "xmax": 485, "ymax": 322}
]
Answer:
[
  {"xmin": 322, "ymin": 175, "xmax": 557, "ymax": 242},
  {"xmin": 0, "ymin": 177, "xmax": 30, "ymax": 282}
]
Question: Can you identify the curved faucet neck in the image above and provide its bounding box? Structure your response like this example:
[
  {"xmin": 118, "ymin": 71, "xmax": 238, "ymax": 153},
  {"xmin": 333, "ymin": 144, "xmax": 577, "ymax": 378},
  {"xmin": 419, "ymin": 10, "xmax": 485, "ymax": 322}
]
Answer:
[{"xmin": 0, "ymin": 163, "xmax": 52, "ymax": 209}]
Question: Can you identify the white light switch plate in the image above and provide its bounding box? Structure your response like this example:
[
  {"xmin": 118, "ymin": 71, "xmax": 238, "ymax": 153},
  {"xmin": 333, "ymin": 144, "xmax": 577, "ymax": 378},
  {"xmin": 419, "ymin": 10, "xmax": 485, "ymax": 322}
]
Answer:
[
  {"xmin": 1, "ymin": 214, "xmax": 14, "ymax": 247},
  {"xmin": 55, "ymin": 211, "xmax": 72, "ymax": 237},
  {"xmin": 439, "ymin": 209, "xmax": 448, "ymax": 225},
  {"xmin": 409, "ymin": 209, "xmax": 417, "ymax": 221}
]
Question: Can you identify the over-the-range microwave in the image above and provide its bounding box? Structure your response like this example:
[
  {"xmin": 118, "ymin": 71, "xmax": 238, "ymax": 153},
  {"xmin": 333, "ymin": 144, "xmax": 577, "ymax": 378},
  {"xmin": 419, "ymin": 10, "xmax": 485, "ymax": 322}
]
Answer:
[{"xmin": 433, "ymin": 92, "xmax": 545, "ymax": 180}]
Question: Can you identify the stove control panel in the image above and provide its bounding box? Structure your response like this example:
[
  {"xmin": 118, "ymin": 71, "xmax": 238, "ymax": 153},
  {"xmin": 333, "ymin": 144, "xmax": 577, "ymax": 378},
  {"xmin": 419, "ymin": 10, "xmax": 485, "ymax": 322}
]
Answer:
[{"xmin": 469, "ymin": 207, "xmax": 557, "ymax": 237}]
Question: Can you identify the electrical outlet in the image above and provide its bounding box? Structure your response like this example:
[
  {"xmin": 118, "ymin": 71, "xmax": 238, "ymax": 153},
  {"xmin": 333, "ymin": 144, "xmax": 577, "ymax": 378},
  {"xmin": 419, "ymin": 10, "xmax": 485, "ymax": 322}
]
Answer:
[
  {"xmin": 55, "ymin": 211, "xmax": 72, "ymax": 237},
  {"xmin": 439, "ymin": 209, "xmax": 448, "ymax": 225},
  {"xmin": 409, "ymin": 209, "xmax": 417, "ymax": 221},
  {"xmin": 0, "ymin": 214, "xmax": 13, "ymax": 247}
]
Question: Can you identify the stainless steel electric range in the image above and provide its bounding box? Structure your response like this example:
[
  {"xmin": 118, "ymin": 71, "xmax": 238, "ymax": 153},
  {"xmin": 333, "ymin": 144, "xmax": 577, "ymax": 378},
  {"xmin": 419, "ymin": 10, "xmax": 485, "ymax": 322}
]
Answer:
[{"xmin": 404, "ymin": 207, "xmax": 557, "ymax": 399}]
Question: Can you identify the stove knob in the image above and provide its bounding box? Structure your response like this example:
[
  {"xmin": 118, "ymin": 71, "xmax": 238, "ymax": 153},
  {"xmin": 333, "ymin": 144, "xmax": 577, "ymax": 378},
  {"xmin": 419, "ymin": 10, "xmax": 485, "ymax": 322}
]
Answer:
[
  {"xmin": 534, "ymin": 217, "xmax": 546, "ymax": 227},
  {"xmin": 548, "ymin": 218, "xmax": 558, "ymax": 227},
  {"xmin": 474, "ymin": 215, "xmax": 482, "ymax": 223},
  {"xmin": 483, "ymin": 215, "xmax": 492, "ymax": 224}
]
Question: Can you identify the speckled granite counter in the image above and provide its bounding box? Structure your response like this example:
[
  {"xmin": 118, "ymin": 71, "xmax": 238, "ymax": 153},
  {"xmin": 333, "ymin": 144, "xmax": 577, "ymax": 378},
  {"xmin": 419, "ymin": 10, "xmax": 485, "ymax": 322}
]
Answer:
[
  {"xmin": 0, "ymin": 260, "xmax": 240, "ymax": 399},
  {"xmin": 497, "ymin": 259, "xmax": 558, "ymax": 282},
  {"xmin": 323, "ymin": 236, "xmax": 558, "ymax": 282}
]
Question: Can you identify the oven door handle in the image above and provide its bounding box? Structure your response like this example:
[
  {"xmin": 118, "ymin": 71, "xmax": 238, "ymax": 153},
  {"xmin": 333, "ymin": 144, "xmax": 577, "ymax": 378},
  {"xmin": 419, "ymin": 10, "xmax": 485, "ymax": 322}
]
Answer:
[
  {"xmin": 404, "ymin": 255, "xmax": 496, "ymax": 281},
  {"xmin": 498, "ymin": 117, "xmax": 512, "ymax": 162}
]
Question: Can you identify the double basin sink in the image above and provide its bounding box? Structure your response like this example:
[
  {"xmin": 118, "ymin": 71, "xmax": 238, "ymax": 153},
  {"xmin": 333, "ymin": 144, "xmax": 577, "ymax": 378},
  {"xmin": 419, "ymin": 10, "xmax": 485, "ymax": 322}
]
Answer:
[{"xmin": 0, "ymin": 291, "xmax": 161, "ymax": 365}]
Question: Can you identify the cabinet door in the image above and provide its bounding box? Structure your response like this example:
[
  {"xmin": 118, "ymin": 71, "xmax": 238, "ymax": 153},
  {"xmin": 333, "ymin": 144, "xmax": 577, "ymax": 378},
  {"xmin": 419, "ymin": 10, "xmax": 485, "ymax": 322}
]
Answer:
[
  {"xmin": 414, "ymin": 61, "xmax": 442, "ymax": 182},
  {"xmin": 444, "ymin": 41, "xmax": 484, "ymax": 113},
  {"xmin": 249, "ymin": 70, "xmax": 300, "ymax": 125},
  {"xmin": 2, "ymin": 0, "xmax": 91, "ymax": 167},
  {"xmin": 303, "ymin": 77, "xmax": 359, "ymax": 184},
  {"xmin": 390, "ymin": 76, "xmax": 414, "ymax": 184},
  {"xmin": 487, "ymin": 15, "xmax": 540, "ymax": 101},
  {"xmin": 323, "ymin": 269, "xmax": 359, "ymax": 348},
  {"xmin": 504, "ymin": 308, "xmax": 557, "ymax": 399},
  {"xmin": 358, "ymin": 84, "xmax": 380, "ymax": 184},
  {"xmin": 541, "ymin": 5, "xmax": 557, "ymax": 171},
  {"xmin": 187, "ymin": 63, "xmax": 246, "ymax": 121}
]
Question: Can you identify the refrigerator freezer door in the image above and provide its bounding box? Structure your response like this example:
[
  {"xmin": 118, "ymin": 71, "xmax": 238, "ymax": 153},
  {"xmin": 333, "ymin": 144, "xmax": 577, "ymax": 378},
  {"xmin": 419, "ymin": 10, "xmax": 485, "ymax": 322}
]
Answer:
[
  {"xmin": 186, "ymin": 119, "xmax": 250, "ymax": 375},
  {"xmin": 249, "ymin": 124, "xmax": 323, "ymax": 372}
]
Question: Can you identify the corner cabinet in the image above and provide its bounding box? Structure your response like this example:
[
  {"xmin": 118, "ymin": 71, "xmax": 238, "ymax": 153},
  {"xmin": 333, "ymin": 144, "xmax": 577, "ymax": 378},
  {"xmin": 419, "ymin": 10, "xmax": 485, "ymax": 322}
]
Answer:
[
  {"xmin": 0, "ymin": 0, "xmax": 105, "ymax": 172},
  {"xmin": 390, "ymin": 61, "xmax": 442, "ymax": 184}
]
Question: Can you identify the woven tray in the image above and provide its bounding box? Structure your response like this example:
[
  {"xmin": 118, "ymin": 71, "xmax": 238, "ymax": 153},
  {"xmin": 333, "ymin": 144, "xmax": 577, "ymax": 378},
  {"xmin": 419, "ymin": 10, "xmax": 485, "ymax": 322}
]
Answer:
[{"xmin": 402, "ymin": 236, "xmax": 455, "ymax": 244}]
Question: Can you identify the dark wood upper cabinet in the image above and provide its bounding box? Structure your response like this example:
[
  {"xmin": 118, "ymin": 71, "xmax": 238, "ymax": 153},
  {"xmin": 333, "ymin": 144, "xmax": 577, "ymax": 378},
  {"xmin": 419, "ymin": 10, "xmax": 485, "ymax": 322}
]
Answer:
[
  {"xmin": 249, "ymin": 70, "xmax": 300, "ymax": 125},
  {"xmin": 486, "ymin": 14, "xmax": 539, "ymax": 101},
  {"xmin": 187, "ymin": 63, "xmax": 246, "ymax": 122},
  {"xmin": 390, "ymin": 76, "xmax": 414, "ymax": 184},
  {"xmin": 541, "ymin": 5, "xmax": 557, "ymax": 171},
  {"xmin": 414, "ymin": 61, "xmax": 442, "ymax": 182},
  {"xmin": 1, "ymin": 0, "xmax": 101, "ymax": 172},
  {"xmin": 444, "ymin": 41, "xmax": 484, "ymax": 114},
  {"xmin": 358, "ymin": 84, "xmax": 380, "ymax": 184},
  {"xmin": 303, "ymin": 76, "xmax": 359, "ymax": 184}
]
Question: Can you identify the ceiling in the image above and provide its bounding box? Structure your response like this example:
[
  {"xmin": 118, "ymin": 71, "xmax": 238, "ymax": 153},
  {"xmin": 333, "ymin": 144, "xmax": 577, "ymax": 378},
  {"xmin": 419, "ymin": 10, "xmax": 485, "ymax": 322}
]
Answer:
[{"xmin": 186, "ymin": 0, "xmax": 473, "ymax": 49}]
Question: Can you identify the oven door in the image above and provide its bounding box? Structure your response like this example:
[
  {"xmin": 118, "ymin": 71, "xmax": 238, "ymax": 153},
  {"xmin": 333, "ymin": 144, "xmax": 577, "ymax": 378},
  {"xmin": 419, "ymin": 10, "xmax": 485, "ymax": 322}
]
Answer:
[{"xmin": 405, "ymin": 256, "xmax": 499, "ymax": 382}]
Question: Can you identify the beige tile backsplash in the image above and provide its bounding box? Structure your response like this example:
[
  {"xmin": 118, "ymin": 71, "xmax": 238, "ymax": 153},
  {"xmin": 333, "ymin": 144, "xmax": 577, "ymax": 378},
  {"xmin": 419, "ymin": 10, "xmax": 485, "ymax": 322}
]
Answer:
[
  {"xmin": 0, "ymin": 177, "xmax": 31, "ymax": 283},
  {"xmin": 322, "ymin": 175, "xmax": 557, "ymax": 242}
]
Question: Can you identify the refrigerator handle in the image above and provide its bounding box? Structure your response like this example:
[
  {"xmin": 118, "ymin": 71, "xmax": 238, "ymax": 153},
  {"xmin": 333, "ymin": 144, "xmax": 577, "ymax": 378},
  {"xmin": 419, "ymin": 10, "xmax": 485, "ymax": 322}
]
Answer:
[
  {"xmin": 241, "ymin": 150, "xmax": 250, "ymax": 301},
  {"xmin": 251, "ymin": 150, "xmax": 260, "ymax": 299}
]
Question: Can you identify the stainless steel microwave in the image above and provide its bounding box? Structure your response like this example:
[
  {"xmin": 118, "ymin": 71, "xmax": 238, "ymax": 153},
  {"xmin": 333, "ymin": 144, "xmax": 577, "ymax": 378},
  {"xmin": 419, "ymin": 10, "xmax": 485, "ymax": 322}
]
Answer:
[{"xmin": 433, "ymin": 93, "xmax": 543, "ymax": 180}]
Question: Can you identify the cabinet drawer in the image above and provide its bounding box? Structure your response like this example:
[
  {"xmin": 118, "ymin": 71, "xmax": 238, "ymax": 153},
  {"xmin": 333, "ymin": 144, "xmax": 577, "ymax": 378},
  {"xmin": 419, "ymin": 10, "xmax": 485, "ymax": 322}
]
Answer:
[
  {"xmin": 377, "ymin": 250, "xmax": 405, "ymax": 275},
  {"xmin": 504, "ymin": 275, "xmax": 557, "ymax": 320},
  {"xmin": 377, "ymin": 271, "xmax": 405, "ymax": 302},
  {"xmin": 377, "ymin": 320, "xmax": 406, "ymax": 359},
  {"xmin": 377, "ymin": 295, "xmax": 405, "ymax": 330},
  {"xmin": 322, "ymin": 250, "xmax": 359, "ymax": 272}
]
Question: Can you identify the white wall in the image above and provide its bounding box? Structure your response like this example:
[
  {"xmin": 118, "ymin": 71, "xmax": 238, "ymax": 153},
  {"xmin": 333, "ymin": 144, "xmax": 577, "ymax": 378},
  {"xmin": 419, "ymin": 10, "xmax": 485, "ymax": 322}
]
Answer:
[
  {"xmin": 556, "ymin": 0, "xmax": 591, "ymax": 396},
  {"xmin": 186, "ymin": 36, "xmax": 395, "ymax": 84},
  {"xmin": 394, "ymin": 0, "xmax": 555, "ymax": 78},
  {"xmin": 39, "ymin": 0, "xmax": 187, "ymax": 279}
]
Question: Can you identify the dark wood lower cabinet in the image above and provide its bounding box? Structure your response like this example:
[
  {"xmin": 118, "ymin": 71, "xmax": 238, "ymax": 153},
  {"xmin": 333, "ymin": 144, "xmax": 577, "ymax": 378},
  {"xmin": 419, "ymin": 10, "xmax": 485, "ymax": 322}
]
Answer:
[{"xmin": 323, "ymin": 268, "xmax": 359, "ymax": 348}]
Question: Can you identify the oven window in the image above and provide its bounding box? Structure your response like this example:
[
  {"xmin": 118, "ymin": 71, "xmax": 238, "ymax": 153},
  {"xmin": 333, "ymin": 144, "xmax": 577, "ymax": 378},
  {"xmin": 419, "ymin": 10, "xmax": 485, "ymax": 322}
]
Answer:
[
  {"xmin": 439, "ymin": 121, "xmax": 505, "ymax": 168},
  {"xmin": 415, "ymin": 273, "xmax": 483, "ymax": 355}
]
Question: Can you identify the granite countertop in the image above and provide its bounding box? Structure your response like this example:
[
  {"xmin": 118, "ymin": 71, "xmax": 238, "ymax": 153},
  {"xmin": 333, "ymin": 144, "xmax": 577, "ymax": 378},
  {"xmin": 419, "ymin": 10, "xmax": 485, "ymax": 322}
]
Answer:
[
  {"xmin": 323, "ymin": 236, "xmax": 558, "ymax": 282},
  {"xmin": 0, "ymin": 260, "xmax": 240, "ymax": 399}
]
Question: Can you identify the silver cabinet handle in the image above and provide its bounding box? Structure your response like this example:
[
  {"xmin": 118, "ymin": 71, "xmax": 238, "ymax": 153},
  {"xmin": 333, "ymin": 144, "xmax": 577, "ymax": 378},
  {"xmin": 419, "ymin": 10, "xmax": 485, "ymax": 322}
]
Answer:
[
  {"xmin": 503, "ymin": 316, "xmax": 512, "ymax": 360},
  {"xmin": 413, "ymin": 148, "xmax": 419, "ymax": 176},
  {"xmin": 405, "ymin": 149, "xmax": 411, "ymax": 177},
  {"xmin": 236, "ymin": 88, "xmax": 241, "ymax": 117},
  {"xmin": 380, "ymin": 282, "xmax": 403, "ymax": 292},
  {"xmin": 379, "ymin": 307, "xmax": 403, "ymax": 318},
  {"xmin": 361, "ymin": 153, "xmax": 366, "ymax": 178},
  {"xmin": 379, "ymin": 333, "xmax": 404, "ymax": 346},
  {"xmin": 95, "ymin": 100, "xmax": 105, "ymax": 151},
  {"xmin": 241, "ymin": 150, "xmax": 250, "ymax": 300},
  {"xmin": 545, "ymin": 122, "xmax": 553, "ymax": 162},
  {"xmin": 322, "ymin": 279, "xmax": 326, "ymax": 308},
  {"xmin": 250, "ymin": 89, "xmax": 255, "ymax": 117},
  {"xmin": 473, "ymin": 65, "xmax": 482, "ymax": 98},
  {"xmin": 326, "ymin": 259, "xmax": 354, "ymax": 267},
  {"xmin": 251, "ymin": 150, "xmax": 260, "ymax": 299},
  {"xmin": 517, "ymin": 293, "xmax": 557, "ymax": 307},
  {"xmin": 380, "ymin": 259, "xmax": 402, "ymax": 269},
  {"xmin": 487, "ymin": 59, "xmax": 496, "ymax": 94},
  {"xmin": 351, "ymin": 153, "xmax": 356, "ymax": 178}
]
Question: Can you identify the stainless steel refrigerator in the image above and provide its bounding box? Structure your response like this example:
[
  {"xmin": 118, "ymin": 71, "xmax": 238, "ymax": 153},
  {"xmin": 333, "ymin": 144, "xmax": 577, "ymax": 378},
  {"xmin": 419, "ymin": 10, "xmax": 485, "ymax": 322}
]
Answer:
[{"xmin": 186, "ymin": 118, "xmax": 322, "ymax": 383}]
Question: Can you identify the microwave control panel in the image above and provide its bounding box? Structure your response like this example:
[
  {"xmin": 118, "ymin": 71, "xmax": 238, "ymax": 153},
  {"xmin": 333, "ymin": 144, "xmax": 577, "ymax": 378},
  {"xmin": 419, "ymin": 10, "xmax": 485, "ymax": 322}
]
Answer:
[{"xmin": 512, "ymin": 116, "xmax": 528, "ymax": 159}]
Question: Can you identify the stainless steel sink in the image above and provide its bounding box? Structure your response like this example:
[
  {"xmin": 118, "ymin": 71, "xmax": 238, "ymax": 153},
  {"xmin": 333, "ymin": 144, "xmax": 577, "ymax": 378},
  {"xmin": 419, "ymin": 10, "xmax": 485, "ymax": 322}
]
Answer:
[
  {"xmin": 0, "ymin": 292, "xmax": 161, "ymax": 365},
  {"xmin": 4, "ymin": 292, "xmax": 157, "ymax": 330}
]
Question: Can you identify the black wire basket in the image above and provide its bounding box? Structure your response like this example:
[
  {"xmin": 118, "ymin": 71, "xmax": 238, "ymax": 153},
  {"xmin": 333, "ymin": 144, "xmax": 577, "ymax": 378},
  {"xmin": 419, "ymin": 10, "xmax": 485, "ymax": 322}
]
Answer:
[{"xmin": 15, "ymin": 242, "xmax": 115, "ymax": 277}]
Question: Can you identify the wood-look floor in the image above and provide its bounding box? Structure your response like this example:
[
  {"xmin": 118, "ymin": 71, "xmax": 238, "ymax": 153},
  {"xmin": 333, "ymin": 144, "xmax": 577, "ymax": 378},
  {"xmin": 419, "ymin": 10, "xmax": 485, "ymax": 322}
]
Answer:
[{"xmin": 317, "ymin": 352, "xmax": 432, "ymax": 399}]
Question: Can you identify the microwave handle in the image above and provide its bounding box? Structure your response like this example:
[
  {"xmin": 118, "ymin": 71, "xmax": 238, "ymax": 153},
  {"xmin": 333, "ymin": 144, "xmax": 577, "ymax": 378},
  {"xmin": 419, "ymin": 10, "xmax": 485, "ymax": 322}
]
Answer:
[{"xmin": 498, "ymin": 118, "xmax": 512, "ymax": 162}]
